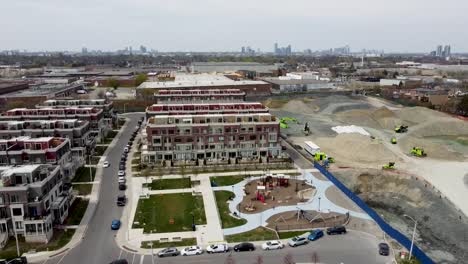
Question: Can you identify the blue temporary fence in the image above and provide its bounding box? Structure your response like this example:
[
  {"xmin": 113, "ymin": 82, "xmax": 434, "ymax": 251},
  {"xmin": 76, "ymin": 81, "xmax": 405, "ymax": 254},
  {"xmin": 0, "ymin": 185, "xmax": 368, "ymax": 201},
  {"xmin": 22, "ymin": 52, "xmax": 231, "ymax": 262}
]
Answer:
[{"xmin": 314, "ymin": 162, "xmax": 434, "ymax": 264}]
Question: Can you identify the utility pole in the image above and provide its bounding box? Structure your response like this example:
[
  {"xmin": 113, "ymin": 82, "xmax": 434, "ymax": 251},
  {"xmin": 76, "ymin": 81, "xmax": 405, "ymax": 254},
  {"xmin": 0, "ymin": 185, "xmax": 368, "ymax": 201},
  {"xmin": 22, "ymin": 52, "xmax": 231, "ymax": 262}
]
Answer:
[
  {"xmin": 14, "ymin": 227, "xmax": 20, "ymax": 257},
  {"xmin": 88, "ymin": 154, "xmax": 93, "ymax": 182},
  {"xmin": 404, "ymin": 214, "xmax": 417, "ymax": 260}
]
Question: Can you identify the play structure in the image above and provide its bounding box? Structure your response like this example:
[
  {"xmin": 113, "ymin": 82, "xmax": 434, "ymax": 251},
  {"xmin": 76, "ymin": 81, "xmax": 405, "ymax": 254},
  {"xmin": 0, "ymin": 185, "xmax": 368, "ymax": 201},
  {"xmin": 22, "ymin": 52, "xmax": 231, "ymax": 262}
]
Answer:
[
  {"xmin": 280, "ymin": 117, "xmax": 299, "ymax": 129},
  {"xmin": 411, "ymin": 147, "xmax": 427, "ymax": 157}
]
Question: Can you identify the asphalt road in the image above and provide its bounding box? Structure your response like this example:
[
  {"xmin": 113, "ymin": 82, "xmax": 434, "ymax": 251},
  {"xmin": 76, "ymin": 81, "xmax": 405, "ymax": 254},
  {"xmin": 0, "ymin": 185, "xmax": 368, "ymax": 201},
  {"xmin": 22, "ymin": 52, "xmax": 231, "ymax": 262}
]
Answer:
[{"xmin": 36, "ymin": 113, "xmax": 391, "ymax": 264}]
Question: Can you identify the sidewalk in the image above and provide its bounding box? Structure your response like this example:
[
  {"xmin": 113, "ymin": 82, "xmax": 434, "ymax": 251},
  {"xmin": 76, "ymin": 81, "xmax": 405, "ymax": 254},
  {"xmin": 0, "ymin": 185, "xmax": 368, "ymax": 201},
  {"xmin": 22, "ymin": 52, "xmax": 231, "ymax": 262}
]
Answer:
[{"xmin": 24, "ymin": 119, "xmax": 130, "ymax": 263}]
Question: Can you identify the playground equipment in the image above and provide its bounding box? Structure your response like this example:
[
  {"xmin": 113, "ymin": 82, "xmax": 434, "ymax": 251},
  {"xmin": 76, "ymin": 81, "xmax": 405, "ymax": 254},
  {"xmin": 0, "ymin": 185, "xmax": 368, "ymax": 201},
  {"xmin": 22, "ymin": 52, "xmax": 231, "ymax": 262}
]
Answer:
[
  {"xmin": 382, "ymin": 162, "xmax": 396, "ymax": 170},
  {"xmin": 391, "ymin": 137, "xmax": 397, "ymax": 144},
  {"xmin": 259, "ymin": 174, "xmax": 290, "ymax": 189},
  {"xmin": 395, "ymin": 125, "xmax": 408, "ymax": 133},
  {"xmin": 411, "ymin": 147, "xmax": 427, "ymax": 157}
]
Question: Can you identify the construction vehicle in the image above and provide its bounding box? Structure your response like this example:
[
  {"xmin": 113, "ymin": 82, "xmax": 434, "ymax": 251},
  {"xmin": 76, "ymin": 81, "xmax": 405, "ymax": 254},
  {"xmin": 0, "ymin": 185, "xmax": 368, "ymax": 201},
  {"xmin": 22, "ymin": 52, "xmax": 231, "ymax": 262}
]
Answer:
[
  {"xmin": 395, "ymin": 125, "xmax": 408, "ymax": 133},
  {"xmin": 314, "ymin": 152, "xmax": 327, "ymax": 162},
  {"xmin": 411, "ymin": 147, "xmax": 427, "ymax": 157},
  {"xmin": 382, "ymin": 162, "xmax": 395, "ymax": 170},
  {"xmin": 391, "ymin": 137, "xmax": 397, "ymax": 144}
]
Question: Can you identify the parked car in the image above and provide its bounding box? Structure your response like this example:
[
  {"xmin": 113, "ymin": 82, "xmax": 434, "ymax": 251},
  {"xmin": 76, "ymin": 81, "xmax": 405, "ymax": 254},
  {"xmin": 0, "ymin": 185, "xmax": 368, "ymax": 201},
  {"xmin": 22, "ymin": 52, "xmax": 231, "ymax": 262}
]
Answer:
[
  {"xmin": 119, "ymin": 184, "xmax": 127, "ymax": 191},
  {"xmin": 288, "ymin": 236, "xmax": 308, "ymax": 247},
  {"xmin": 117, "ymin": 195, "xmax": 126, "ymax": 206},
  {"xmin": 118, "ymin": 177, "xmax": 126, "ymax": 184},
  {"xmin": 119, "ymin": 164, "xmax": 125, "ymax": 170},
  {"xmin": 118, "ymin": 170, "xmax": 125, "ymax": 176},
  {"xmin": 378, "ymin": 243, "xmax": 390, "ymax": 256},
  {"xmin": 261, "ymin": 240, "xmax": 284, "ymax": 250},
  {"xmin": 181, "ymin": 246, "xmax": 203, "ymax": 256},
  {"xmin": 103, "ymin": 161, "xmax": 110, "ymax": 168},
  {"xmin": 124, "ymin": 147, "xmax": 129, "ymax": 153},
  {"xmin": 206, "ymin": 243, "xmax": 229, "ymax": 253},
  {"xmin": 233, "ymin": 242, "xmax": 255, "ymax": 252},
  {"xmin": 326, "ymin": 226, "xmax": 347, "ymax": 235},
  {"xmin": 308, "ymin": 229, "xmax": 324, "ymax": 241},
  {"xmin": 111, "ymin": 220, "xmax": 121, "ymax": 230},
  {"xmin": 157, "ymin": 247, "xmax": 180, "ymax": 258},
  {"xmin": 109, "ymin": 259, "xmax": 128, "ymax": 264}
]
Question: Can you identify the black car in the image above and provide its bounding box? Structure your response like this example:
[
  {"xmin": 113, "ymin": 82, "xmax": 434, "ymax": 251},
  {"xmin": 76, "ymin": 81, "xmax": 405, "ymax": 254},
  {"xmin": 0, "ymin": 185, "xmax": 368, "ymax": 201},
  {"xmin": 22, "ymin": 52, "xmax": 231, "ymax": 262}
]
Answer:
[
  {"xmin": 117, "ymin": 195, "xmax": 127, "ymax": 206},
  {"xmin": 326, "ymin": 225, "xmax": 347, "ymax": 235},
  {"xmin": 119, "ymin": 164, "xmax": 125, "ymax": 170},
  {"xmin": 119, "ymin": 183, "xmax": 127, "ymax": 190},
  {"xmin": 109, "ymin": 260, "xmax": 128, "ymax": 264},
  {"xmin": 378, "ymin": 243, "xmax": 390, "ymax": 256},
  {"xmin": 233, "ymin": 242, "xmax": 255, "ymax": 252},
  {"xmin": 157, "ymin": 247, "xmax": 180, "ymax": 257}
]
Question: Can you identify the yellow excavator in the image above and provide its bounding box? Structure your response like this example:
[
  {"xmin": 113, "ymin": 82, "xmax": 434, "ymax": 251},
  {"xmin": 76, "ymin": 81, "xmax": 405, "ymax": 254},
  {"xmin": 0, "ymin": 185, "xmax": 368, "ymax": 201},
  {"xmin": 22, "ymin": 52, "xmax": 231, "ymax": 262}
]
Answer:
[
  {"xmin": 382, "ymin": 162, "xmax": 396, "ymax": 170},
  {"xmin": 411, "ymin": 147, "xmax": 427, "ymax": 157},
  {"xmin": 391, "ymin": 137, "xmax": 397, "ymax": 144}
]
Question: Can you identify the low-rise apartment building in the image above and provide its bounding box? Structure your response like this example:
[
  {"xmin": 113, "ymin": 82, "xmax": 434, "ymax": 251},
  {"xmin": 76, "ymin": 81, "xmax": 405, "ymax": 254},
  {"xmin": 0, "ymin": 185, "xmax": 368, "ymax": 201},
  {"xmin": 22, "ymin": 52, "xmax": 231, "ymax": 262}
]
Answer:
[
  {"xmin": 146, "ymin": 102, "xmax": 269, "ymax": 118},
  {"xmin": 0, "ymin": 107, "xmax": 109, "ymax": 142},
  {"xmin": 142, "ymin": 113, "xmax": 282, "ymax": 166},
  {"xmin": 154, "ymin": 89, "xmax": 245, "ymax": 104},
  {"xmin": 0, "ymin": 164, "xmax": 70, "ymax": 244},
  {"xmin": 0, "ymin": 137, "xmax": 82, "ymax": 180}
]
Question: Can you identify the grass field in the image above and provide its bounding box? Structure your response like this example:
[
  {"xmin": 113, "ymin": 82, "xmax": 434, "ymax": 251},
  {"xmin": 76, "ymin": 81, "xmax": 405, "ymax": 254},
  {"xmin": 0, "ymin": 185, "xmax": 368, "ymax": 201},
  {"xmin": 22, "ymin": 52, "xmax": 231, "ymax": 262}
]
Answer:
[
  {"xmin": 133, "ymin": 193, "xmax": 206, "ymax": 233},
  {"xmin": 103, "ymin": 130, "xmax": 118, "ymax": 144},
  {"xmin": 0, "ymin": 229, "xmax": 75, "ymax": 260},
  {"xmin": 72, "ymin": 184, "xmax": 93, "ymax": 195},
  {"xmin": 210, "ymin": 175, "xmax": 246, "ymax": 186},
  {"xmin": 141, "ymin": 238, "xmax": 197, "ymax": 249},
  {"xmin": 214, "ymin": 191, "xmax": 247, "ymax": 228},
  {"xmin": 66, "ymin": 198, "xmax": 89, "ymax": 225},
  {"xmin": 72, "ymin": 167, "xmax": 96, "ymax": 182},
  {"xmin": 94, "ymin": 145, "xmax": 108, "ymax": 156},
  {"xmin": 144, "ymin": 178, "xmax": 191, "ymax": 190},
  {"xmin": 225, "ymin": 227, "xmax": 278, "ymax": 243}
]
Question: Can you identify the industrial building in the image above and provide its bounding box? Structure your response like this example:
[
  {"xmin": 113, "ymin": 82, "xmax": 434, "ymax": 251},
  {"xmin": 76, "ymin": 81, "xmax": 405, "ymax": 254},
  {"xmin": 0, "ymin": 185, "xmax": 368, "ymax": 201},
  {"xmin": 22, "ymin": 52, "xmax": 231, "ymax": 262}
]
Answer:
[
  {"xmin": 190, "ymin": 62, "xmax": 279, "ymax": 74},
  {"xmin": 262, "ymin": 77, "xmax": 335, "ymax": 93}
]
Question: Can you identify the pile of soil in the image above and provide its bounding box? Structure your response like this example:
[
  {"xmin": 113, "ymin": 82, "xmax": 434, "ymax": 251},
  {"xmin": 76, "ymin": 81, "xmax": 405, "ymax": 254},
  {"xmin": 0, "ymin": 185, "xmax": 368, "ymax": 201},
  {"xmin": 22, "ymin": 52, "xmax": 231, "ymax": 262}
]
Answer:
[
  {"xmin": 395, "ymin": 106, "xmax": 448, "ymax": 124},
  {"xmin": 315, "ymin": 134, "xmax": 399, "ymax": 166}
]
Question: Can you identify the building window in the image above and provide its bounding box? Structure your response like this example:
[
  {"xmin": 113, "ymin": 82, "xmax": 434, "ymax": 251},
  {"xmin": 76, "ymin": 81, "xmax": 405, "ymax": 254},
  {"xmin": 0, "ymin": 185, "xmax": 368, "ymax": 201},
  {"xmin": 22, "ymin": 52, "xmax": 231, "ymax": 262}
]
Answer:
[
  {"xmin": 10, "ymin": 194, "xmax": 19, "ymax": 203},
  {"xmin": 12, "ymin": 208, "xmax": 22, "ymax": 216},
  {"xmin": 15, "ymin": 221, "xmax": 23, "ymax": 230}
]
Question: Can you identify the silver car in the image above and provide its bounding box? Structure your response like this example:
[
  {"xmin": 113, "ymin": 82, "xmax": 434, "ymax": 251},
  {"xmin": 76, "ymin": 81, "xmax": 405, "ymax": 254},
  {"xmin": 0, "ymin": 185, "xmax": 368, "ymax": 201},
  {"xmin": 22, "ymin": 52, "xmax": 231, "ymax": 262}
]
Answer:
[
  {"xmin": 157, "ymin": 247, "xmax": 179, "ymax": 258},
  {"xmin": 288, "ymin": 236, "xmax": 308, "ymax": 247}
]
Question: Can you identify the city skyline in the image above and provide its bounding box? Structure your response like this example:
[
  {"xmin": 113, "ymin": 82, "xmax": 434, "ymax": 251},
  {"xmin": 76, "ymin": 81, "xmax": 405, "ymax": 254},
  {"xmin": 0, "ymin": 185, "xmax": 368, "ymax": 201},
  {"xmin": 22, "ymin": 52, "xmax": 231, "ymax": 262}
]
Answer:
[{"xmin": 1, "ymin": 0, "xmax": 468, "ymax": 53}]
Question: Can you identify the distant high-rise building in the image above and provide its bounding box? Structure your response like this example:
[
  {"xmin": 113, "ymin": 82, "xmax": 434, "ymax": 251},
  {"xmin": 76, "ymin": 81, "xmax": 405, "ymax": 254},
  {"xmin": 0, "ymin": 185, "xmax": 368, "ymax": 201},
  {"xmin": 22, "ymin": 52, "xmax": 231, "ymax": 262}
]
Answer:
[
  {"xmin": 274, "ymin": 43, "xmax": 278, "ymax": 54},
  {"xmin": 436, "ymin": 45, "xmax": 443, "ymax": 57},
  {"xmin": 241, "ymin": 46, "xmax": 246, "ymax": 53},
  {"xmin": 81, "ymin": 47, "xmax": 88, "ymax": 54},
  {"xmin": 140, "ymin": 45, "xmax": 147, "ymax": 53},
  {"xmin": 274, "ymin": 43, "xmax": 292, "ymax": 56},
  {"xmin": 443, "ymin": 45, "xmax": 451, "ymax": 57}
]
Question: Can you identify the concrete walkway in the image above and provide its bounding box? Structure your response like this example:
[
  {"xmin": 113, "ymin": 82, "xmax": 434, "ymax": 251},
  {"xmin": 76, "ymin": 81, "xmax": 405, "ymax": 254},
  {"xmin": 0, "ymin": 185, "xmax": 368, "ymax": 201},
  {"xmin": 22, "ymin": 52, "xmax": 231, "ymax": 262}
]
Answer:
[{"xmin": 213, "ymin": 170, "xmax": 372, "ymax": 236}]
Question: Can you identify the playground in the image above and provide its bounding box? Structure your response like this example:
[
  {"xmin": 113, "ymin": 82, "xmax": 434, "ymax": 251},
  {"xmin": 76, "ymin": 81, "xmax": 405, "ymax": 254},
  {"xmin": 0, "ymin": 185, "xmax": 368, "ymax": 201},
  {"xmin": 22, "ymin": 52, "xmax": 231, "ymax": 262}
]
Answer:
[{"xmin": 238, "ymin": 174, "xmax": 316, "ymax": 214}]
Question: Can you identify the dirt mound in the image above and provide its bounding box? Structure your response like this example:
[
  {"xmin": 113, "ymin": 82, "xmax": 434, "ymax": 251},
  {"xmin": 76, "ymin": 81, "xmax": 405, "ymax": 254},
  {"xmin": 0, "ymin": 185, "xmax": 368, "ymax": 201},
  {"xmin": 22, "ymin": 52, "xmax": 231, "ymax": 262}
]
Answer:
[
  {"xmin": 281, "ymin": 99, "xmax": 319, "ymax": 114},
  {"xmin": 410, "ymin": 120, "xmax": 468, "ymax": 137},
  {"xmin": 399, "ymin": 136, "xmax": 466, "ymax": 161},
  {"xmin": 370, "ymin": 106, "xmax": 397, "ymax": 120},
  {"xmin": 315, "ymin": 134, "xmax": 399, "ymax": 166},
  {"xmin": 396, "ymin": 106, "xmax": 448, "ymax": 124},
  {"xmin": 334, "ymin": 106, "xmax": 404, "ymax": 130},
  {"xmin": 263, "ymin": 98, "xmax": 288, "ymax": 109}
]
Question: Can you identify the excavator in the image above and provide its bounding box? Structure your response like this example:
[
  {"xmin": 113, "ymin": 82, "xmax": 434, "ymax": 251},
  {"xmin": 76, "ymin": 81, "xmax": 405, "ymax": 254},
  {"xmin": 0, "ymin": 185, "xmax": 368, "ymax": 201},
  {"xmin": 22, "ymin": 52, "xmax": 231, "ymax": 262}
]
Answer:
[
  {"xmin": 382, "ymin": 162, "xmax": 396, "ymax": 170},
  {"xmin": 411, "ymin": 147, "xmax": 427, "ymax": 157},
  {"xmin": 395, "ymin": 125, "xmax": 408, "ymax": 133},
  {"xmin": 391, "ymin": 137, "xmax": 397, "ymax": 144}
]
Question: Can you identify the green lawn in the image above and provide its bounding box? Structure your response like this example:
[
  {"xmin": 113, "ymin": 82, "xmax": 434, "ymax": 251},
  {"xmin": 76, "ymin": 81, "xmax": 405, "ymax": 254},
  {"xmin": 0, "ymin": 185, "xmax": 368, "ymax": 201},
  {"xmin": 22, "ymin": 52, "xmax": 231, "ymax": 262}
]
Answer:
[
  {"xmin": 72, "ymin": 184, "xmax": 93, "ymax": 195},
  {"xmin": 72, "ymin": 167, "xmax": 96, "ymax": 182},
  {"xmin": 144, "ymin": 178, "xmax": 191, "ymax": 190},
  {"xmin": 132, "ymin": 158, "xmax": 141, "ymax": 165},
  {"xmin": 133, "ymin": 193, "xmax": 206, "ymax": 233},
  {"xmin": 225, "ymin": 227, "xmax": 278, "ymax": 243},
  {"xmin": 278, "ymin": 230, "xmax": 309, "ymax": 239},
  {"xmin": 0, "ymin": 229, "xmax": 75, "ymax": 259},
  {"xmin": 214, "ymin": 191, "xmax": 247, "ymax": 228},
  {"xmin": 103, "ymin": 130, "xmax": 118, "ymax": 144},
  {"xmin": 94, "ymin": 145, "xmax": 108, "ymax": 156},
  {"xmin": 141, "ymin": 238, "xmax": 197, "ymax": 249},
  {"xmin": 66, "ymin": 198, "xmax": 89, "ymax": 225},
  {"xmin": 210, "ymin": 175, "xmax": 246, "ymax": 186}
]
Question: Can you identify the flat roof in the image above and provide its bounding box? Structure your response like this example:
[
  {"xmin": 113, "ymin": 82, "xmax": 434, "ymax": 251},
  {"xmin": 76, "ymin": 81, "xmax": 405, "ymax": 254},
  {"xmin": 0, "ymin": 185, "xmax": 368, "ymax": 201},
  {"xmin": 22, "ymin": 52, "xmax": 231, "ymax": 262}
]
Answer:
[
  {"xmin": 0, "ymin": 84, "xmax": 81, "ymax": 98},
  {"xmin": 0, "ymin": 164, "xmax": 42, "ymax": 176},
  {"xmin": 262, "ymin": 78, "xmax": 330, "ymax": 85},
  {"xmin": 138, "ymin": 74, "xmax": 268, "ymax": 89}
]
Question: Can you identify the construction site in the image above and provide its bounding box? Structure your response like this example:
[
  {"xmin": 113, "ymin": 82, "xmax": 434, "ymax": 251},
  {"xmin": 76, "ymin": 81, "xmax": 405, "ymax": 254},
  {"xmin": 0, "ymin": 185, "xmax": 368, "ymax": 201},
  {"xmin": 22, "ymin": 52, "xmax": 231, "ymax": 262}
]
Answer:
[{"xmin": 263, "ymin": 95, "xmax": 468, "ymax": 264}]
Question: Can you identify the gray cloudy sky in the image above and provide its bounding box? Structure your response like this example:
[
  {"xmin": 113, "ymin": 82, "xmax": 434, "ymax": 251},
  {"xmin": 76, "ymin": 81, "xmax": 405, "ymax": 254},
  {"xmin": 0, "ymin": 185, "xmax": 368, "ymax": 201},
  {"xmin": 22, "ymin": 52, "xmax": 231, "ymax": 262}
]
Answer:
[{"xmin": 1, "ymin": 0, "xmax": 467, "ymax": 52}]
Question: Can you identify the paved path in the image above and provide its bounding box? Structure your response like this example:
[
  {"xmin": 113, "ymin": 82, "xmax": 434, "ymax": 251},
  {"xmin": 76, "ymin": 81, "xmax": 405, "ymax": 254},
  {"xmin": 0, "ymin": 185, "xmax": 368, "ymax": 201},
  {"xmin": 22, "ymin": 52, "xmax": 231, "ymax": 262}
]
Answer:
[{"xmin": 213, "ymin": 170, "xmax": 372, "ymax": 235}]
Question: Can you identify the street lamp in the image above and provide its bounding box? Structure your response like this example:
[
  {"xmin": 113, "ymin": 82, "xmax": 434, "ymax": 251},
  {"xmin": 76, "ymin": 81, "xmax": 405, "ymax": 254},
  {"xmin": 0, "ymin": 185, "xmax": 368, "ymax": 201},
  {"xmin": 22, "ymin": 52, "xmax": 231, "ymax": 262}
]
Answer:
[
  {"xmin": 88, "ymin": 154, "xmax": 93, "ymax": 182},
  {"xmin": 404, "ymin": 214, "xmax": 417, "ymax": 260}
]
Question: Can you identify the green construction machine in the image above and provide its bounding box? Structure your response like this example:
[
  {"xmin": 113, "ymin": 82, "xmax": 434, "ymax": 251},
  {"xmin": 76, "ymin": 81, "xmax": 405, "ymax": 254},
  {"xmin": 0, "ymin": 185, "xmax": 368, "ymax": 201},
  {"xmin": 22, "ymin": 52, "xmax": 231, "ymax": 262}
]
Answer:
[
  {"xmin": 395, "ymin": 125, "xmax": 408, "ymax": 133},
  {"xmin": 382, "ymin": 162, "xmax": 396, "ymax": 170},
  {"xmin": 411, "ymin": 147, "xmax": 427, "ymax": 157},
  {"xmin": 391, "ymin": 137, "xmax": 397, "ymax": 144}
]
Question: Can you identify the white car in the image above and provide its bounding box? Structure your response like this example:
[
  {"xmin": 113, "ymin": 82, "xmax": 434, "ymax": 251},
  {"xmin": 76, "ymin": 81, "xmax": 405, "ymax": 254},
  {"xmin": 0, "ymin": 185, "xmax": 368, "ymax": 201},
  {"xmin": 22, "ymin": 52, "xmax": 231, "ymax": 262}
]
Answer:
[
  {"xmin": 206, "ymin": 243, "xmax": 229, "ymax": 253},
  {"xmin": 262, "ymin": 240, "xmax": 284, "ymax": 250},
  {"xmin": 181, "ymin": 246, "xmax": 203, "ymax": 256},
  {"xmin": 118, "ymin": 177, "xmax": 126, "ymax": 183},
  {"xmin": 118, "ymin": 170, "xmax": 125, "ymax": 176},
  {"xmin": 124, "ymin": 147, "xmax": 129, "ymax": 153},
  {"xmin": 103, "ymin": 161, "xmax": 110, "ymax": 168}
]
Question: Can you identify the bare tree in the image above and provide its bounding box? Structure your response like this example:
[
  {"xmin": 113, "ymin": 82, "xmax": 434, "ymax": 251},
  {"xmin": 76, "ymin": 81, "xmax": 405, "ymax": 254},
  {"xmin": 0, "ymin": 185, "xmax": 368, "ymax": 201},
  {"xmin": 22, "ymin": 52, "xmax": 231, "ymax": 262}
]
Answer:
[{"xmin": 283, "ymin": 253, "xmax": 294, "ymax": 264}]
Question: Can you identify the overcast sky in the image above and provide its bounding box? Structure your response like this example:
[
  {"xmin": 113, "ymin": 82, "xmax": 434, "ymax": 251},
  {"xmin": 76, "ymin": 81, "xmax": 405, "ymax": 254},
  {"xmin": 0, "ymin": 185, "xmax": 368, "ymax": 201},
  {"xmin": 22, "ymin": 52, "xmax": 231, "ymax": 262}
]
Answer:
[{"xmin": 1, "ymin": 0, "xmax": 467, "ymax": 53}]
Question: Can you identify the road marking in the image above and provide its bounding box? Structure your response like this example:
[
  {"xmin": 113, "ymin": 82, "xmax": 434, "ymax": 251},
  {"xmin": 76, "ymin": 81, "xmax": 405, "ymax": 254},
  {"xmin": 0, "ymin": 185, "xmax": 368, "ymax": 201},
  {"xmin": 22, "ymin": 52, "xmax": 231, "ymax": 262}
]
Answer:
[
  {"xmin": 131, "ymin": 253, "xmax": 136, "ymax": 264},
  {"xmin": 55, "ymin": 251, "xmax": 68, "ymax": 264},
  {"xmin": 40, "ymin": 259, "xmax": 48, "ymax": 264},
  {"xmin": 118, "ymin": 249, "xmax": 123, "ymax": 259},
  {"xmin": 139, "ymin": 255, "xmax": 145, "ymax": 264}
]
